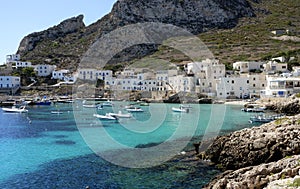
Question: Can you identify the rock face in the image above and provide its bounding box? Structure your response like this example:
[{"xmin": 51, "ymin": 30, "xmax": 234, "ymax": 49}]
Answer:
[
  {"xmin": 18, "ymin": 15, "xmax": 85, "ymax": 53},
  {"xmin": 17, "ymin": 0, "xmax": 255, "ymax": 69},
  {"xmin": 265, "ymin": 98, "xmax": 300, "ymax": 116},
  {"xmin": 204, "ymin": 155, "xmax": 300, "ymax": 189},
  {"xmin": 110, "ymin": 0, "xmax": 255, "ymax": 34},
  {"xmin": 205, "ymin": 114, "xmax": 300, "ymax": 170},
  {"xmin": 204, "ymin": 114, "xmax": 300, "ymax": 188}
]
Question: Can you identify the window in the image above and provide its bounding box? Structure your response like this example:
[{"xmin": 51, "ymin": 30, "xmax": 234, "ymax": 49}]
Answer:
[
  {"xmin": 220, "ymin": 93, "xmax": 222, "ymax": 95},
  {"xmin": 232, "ymin": 80, "xmax": 234, "ymax": 84},
  {"xmin": 262, "ymin": 84, "xmax": 265, "ymax": 87},
  {"xmin": 247, "ymin": 80, "xmax": 249, "ymax": 84},
  {"xmin": 253, "ymin": 84, "xmax": 256, "ymax": 87},
  {"xmin": 253, "ymin": 78, "xmax": 256, "ymax": 81}
]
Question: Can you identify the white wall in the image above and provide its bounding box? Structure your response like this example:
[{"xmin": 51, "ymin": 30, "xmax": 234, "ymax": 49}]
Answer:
[{"xmin": 0, "ymin": 76, "xmax": 20, "ymax": 88}]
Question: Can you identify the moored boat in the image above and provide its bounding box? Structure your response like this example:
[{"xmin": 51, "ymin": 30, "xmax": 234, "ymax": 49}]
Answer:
[
  {"xmin": 172, "ymin": 106, "xmax": 189, "ymax": 113},
  {"xmin": 126, "ymin": 107, "xmax": 144, "ymax": 112},
  {"xmin": 93, "ymin": 113, "xmax": 117, "ymax": 120},
  {"xmin": 2, "ymin": 106, "xmax": 28, "ymax": 113},
  {"xmin": 241, "ymin": 104, "xmax": 266, "ymax": 112},
  {"xmin": 249, "ymin": 114, "xmax": 284, "ymax": 123},
  {"xmin": 108, "ymin": 111, "xmax": 132, "ymax": 118}
]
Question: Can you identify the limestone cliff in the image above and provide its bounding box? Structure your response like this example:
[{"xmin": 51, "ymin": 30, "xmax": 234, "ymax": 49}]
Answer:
[
  {"xmin": 17, "ymin": 0, "xmax": 255, "ymax": 70},
  {"xmin": 18, "ymin": 15, "xmax": 85, "ymax": 53}
]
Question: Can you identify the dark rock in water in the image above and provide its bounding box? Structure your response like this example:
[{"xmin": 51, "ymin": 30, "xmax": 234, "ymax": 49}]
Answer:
[
  {"xmin": 198, "ymin": 98, "xmax": 212, "ymax": 104},
  {"xmin": 135, "ymin": 142, "xmax": 162, "ymax": 148},
  {"xmin": 55, "ymin": 140, "xmax": 76, "ymax": 145},
  {"xmin": 205, "ymin": 114, "xmax": 300, "ymax": 170}
]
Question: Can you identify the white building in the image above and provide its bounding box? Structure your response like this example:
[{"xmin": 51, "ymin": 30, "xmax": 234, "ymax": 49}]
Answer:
[
  {"xmin": 272, "ymin": 56, "xmax": 286, "ymax": 63},
  {"xmin": 247, "ymin": 74, "xmax": 267, "ymax": 98},
  {"xmin": 216, "ymin": 76, "xmax": 249, "ymax": 99},
  {"xmin": 6, "ymin": 54, "xmax": 20, "ymax": 63},
  {"xmin": 6, "ymin": 54, "xmax": 32, "ymax": 69},
  {"xmin": 52, "ymin": 69, "xmax": 70, "ymax": 80},
  {"xmin": 168, "ymin": 75, "xmax": 194, "ymax": 93},
  {"xmin": 187, "ymin": 59, "xmax": 225, "ymax": 96},
  {"xmin": 292, "ymin": 67, "xmax": 300, "ymax": 77},
  {"xmin": 233, "ymin": 61, "xmax": 264, "ymax": 73},
  {"xmin": 35, "ymin": 64, "xmax": 57, "ymax": 77},
  {"xmin": 77, "ymin": 69, "xmax": 112, "ymax": 81},
  {"xmin": 263, "ymin": 61, "xmax": 288, "ymax": 74},
  {"xmin": 156, "ymin": 70, "xmax": 178, "ymax": 91},
  {"xmin": 105, "ymin": 71, "xmax": 159, "ymax": 92},
  {"xmin": 12, "ymin": 61, "xmax": 32, "ymax": 69},
  {"xmin": 261, "ymin": 76, "xmax": 300, "ymax": 98},
  {"xmin": 0, "ymin": 76, "xmax": 21, "ymax": 94},
  {"xmin": 216, "ymin": 74, "xmax": 267, "ymax": 99}
]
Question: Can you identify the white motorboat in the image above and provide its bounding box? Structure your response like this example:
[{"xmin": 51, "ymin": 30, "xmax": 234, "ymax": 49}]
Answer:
[
  {"xmin": 126, "ymin": 107, "xmax": 144, "ymax": 112},
  {"xmin": 172, "ymin": 107, "xmax": 189, "ymax": 113},
  {"xmin": 2, "ymin": 106, "xmax": 28, "ymax": 113},
  {"xmin": 108, "ymin": 111, "xmax": 132, "ymax": 118},
  {"xmin": 241, "ymin": 104, "xmax": 266, "ymax": 112},
  {"xmin": 249, "ymin": 114, "xmax": 284, "ymax": 123},
  {"xmin": 83, "ymin": 104, "xmax": 98, "ymax": 108},
  {"xmin": 179, "ymin": 104, "xmax": 192, "ymax": 109},
  {"xmin": 102, "ymin": 100, "xmax": 113, "ymax": 107},
  {"xmin": 51, "ymin": 111, "xmax": 63, "ymax": 114},
  {"xmin": 93, "ymin": 113, "xmax": 117, "ymax": 120}
]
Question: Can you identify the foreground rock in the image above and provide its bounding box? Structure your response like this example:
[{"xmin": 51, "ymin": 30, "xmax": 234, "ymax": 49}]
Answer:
[
  {"xmin": 205, "ymin": 114, "xmax": 300, "ymax": 170},
  {"xmin": 203, "ymin": 113, "xmax": 300, "ymax": 188},
  {"xmin": 259, "ymin": 97, "xmax": 300, "ymax": 116},
  {"xmin": 204, "ymin": 155, "xmax": 300, "ymax": 188}
]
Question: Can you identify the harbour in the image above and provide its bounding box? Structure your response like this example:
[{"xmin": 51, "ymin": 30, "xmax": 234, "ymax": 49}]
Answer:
[{"xmin": 0, "ymin": 102, "xmax": 255, "ymax": 188}]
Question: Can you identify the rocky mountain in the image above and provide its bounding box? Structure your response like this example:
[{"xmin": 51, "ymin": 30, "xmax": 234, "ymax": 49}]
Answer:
[{"xmin": 17, "ymin": 0, "xmax": 256, "ymax": 71}]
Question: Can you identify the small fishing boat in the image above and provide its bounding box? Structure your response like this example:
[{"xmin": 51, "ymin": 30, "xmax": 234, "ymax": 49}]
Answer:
[
  {"xmin": 108, "ymin": 111, "xmax": 132, "ymax": 118},
  {"xmin": 2, "ymin": 106, "xmax": 28, "ymax": 113},
  {"xmin": 126, "ymin": 107, "xmax": 144, "ymax": 112},
  {"xmin": 248, "ymin": 114, "xmax": 284, "ymax": 123},
  {"xmin": 93, "ymin": 113, "xmax": 117, "ymax": 120},
  {"xmin": 102, "ymin": 100, "xmax": 113, "ymax": 107},
  {"xmin": 83, "ymin": 104, "xmax": 98, "ymax": 108},
  {"xmin": 139, "ymin": 102, "xmax": 149, "ymax": 106},
  {"xmin": 51, "ymin": 111, "xmax": 63, "ymax": 114},
  {"xmin": 179, "ymin": 104, "xmax": 192, "ymax": 109},
  {"xmin": 241, "ymin": 104, "xmax": 266, "ymax": 112},
  {"xmin": 172, "ymin": 106, "xmax": 189, "ymax": 113}
]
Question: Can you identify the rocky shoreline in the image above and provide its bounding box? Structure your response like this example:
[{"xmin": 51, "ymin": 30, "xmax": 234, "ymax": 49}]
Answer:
[{"xmin": 202, "ymin": 102, "xmax": 300, "ymax": 188}]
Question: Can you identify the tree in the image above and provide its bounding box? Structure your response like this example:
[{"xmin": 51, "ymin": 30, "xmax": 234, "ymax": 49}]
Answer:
[{"xmin": 22, "ymin": 67, "xmax": 36, "ymax": 77}]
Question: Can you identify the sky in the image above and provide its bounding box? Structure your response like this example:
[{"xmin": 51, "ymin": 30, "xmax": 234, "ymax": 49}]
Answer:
[{"xmin": 0, "ymin": 0, "xmax": 117, "ymax": 64}]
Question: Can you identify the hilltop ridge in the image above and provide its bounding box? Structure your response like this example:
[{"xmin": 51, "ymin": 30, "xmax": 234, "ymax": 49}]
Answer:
[{"xmin": 17, "ymin": 0, "xmax": 256, "ymax": 71}]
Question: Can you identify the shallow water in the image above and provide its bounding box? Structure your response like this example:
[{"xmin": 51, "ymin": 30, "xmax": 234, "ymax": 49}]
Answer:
[{"xmin": 0, "ymin": 102, "xmax": 255, "ymax": 188}]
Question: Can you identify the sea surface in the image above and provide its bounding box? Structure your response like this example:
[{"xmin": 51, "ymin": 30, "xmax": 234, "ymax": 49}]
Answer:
[{"xmin": 0, "ymin": 101, "xmax": 257, "ymax": 188}]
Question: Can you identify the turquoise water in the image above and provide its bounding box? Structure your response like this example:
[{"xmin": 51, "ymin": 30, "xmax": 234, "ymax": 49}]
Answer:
[{"xmin": 0, "ymin": 102, "xmax": 255, "ymax": 188}]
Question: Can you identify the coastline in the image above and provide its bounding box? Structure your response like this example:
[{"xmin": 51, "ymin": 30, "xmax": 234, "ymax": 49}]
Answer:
[{"xmin": 202, "ymin": 102, "xmax": 300, "ymax": 189}]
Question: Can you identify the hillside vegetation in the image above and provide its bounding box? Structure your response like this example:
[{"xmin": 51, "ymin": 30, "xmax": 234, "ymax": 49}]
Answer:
[
  {"xmin": 143, "ymin": 0, "xmax": 300, "ymax": 68},
  {"xmin": 17, "ymin": 0, "xmax": 300, "ymax": 71}
]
